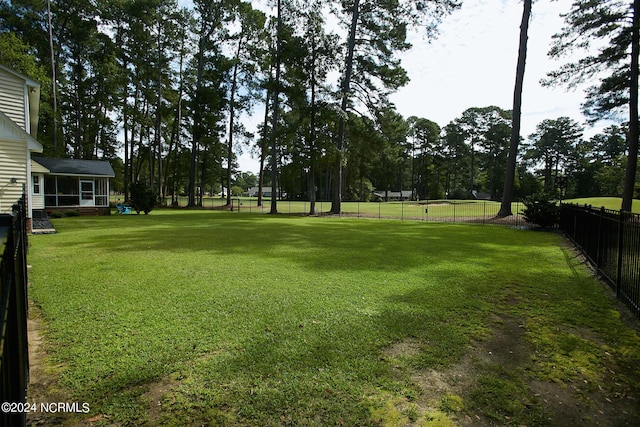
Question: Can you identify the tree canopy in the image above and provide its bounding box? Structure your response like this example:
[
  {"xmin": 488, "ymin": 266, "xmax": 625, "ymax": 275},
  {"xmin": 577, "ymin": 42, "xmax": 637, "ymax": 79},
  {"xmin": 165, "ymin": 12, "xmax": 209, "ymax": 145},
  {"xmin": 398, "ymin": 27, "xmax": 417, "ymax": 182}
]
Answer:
[{"xmin": 0, "ymin": 0, "xmax": 636, "ymax": 209}]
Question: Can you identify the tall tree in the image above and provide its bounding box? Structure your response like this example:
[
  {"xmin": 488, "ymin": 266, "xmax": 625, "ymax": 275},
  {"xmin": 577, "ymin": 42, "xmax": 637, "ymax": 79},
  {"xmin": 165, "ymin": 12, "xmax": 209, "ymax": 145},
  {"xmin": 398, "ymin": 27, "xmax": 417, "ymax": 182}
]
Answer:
[
  {"xmin": 407, "ymin": 116, "xmax": 440, "ymax": 199},
  {"xmin": 499, "ymin": 0, "xmax": 532, "ymax": 217},
  {"xmin": 269, "ymin": 0, "xmax": 283, "ymax": 214},
  {"xmin": 545, "ymin": 0, "xmax": 639, "ymax": 211},
  {"xmin": 524, "ymin": 117, "xmax": 584, "ymax": 193},
  {"xmin": 330, "ymin": 0, "xmax": 460, "ymax": 214},
  {"xmin": 188, "ymin": 0, "xmax": 234, "ymax": 207},
  {"xmin": 224, "ymin": 1, "xmax": 266, "ymax": 206},
  {"xmin": 450, "ymin": 106, "xmax": 512, "ymax": 198}
]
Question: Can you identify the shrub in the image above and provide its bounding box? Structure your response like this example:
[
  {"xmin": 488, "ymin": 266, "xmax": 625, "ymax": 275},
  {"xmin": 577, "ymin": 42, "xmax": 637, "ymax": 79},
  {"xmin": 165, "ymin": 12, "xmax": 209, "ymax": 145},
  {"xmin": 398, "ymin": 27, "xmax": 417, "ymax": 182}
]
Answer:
[
  {"xmin": 64, "ymin": 210, "xmax": 80, "ymax": 217},
  {"xmin": 523, "ymin": 193, "xmax": 560, "ymax": 228},
  {"xmin": 448, "ymin": 188, "xmax": 469, "ymax": 200},
  {"xmin": 231, "ymin": 185, "xmax": 244, "ymax": 196},
  {"xmin": 130, "ymin": 181, "xmax": 157, "ymax": 215},
  {"xmin": 48, "ymin": 211, "xmax": 64, "ymax": 218}
]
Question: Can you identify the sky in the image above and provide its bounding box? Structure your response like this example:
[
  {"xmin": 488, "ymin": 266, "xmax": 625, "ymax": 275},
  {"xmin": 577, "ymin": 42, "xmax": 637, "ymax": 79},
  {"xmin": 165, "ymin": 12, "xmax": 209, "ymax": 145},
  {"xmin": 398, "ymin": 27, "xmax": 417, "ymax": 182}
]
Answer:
[{"xmin": 182, "ymin": 0, "xmax": 609, "ymax": 173}]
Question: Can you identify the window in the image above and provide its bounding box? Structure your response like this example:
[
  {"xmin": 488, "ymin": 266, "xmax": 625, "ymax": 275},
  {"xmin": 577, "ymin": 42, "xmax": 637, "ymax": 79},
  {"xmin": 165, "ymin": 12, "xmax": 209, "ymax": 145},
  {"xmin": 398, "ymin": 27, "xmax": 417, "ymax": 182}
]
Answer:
[
  {"xmin": 44, "ymin": 176, "xmax": 80, "ymax": 206},
  {"xmin": 32, "ymin": 175, "xmax": 40, "ymax": 194}
]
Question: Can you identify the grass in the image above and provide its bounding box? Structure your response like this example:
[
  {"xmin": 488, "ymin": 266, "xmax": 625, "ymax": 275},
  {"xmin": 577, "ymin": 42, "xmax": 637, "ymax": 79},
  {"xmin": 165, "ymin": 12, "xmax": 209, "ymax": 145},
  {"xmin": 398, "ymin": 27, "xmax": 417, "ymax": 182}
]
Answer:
[
  {"xmin": 28, "ymin": 210, "xmax": 640, "ymax": 426},
  {"xmin": 132, "ymin": 196, "xmax": 526, "ymax": 220},
  {"xmin": 118, "ymin": 195, "xmax": 640, "ymax": 218},
  {"xmin": 564, "ymin": 197, "xmax": 640, "ymax": 213}
]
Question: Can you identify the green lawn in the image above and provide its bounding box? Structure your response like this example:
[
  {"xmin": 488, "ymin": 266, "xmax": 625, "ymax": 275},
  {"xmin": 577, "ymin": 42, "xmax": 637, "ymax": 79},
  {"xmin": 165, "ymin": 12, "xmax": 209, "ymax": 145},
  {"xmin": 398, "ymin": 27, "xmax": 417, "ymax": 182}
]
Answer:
[
  {"xmin": 131, "ymin": 196, "xmax": 526, "ymax": 221},
  {"xmin": 28, "ymin": 211, "xmax": 640, "ymax": 426},
  {"xmin": 564, "ymin": 197, "xmax": 640, "ymax": 213}
]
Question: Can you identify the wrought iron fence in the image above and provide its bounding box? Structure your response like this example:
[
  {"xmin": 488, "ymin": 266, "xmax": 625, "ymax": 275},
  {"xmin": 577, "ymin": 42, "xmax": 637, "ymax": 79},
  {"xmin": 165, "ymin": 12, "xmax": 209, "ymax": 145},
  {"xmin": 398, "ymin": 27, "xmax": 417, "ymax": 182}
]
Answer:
[
  {"xmin": 560, "ymin": 203, "xmax": 640, "ymax": 318},
  {"xmin": 168, "ymin": 197, "xmax": 526, "ymax": 227},
  {"xmin": 0, "ymin": 196, "xmax": 29, "ymax": 427}
]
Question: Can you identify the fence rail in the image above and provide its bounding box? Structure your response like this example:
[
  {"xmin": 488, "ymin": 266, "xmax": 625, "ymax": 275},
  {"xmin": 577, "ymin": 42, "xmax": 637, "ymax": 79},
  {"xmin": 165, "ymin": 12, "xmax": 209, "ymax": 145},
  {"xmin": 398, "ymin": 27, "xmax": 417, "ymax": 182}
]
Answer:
[
  {"xmin": 164, "ymin": 197, "xmax": 527, "ymax": 226},
  {"xmin": 560, "ymin": 203, "xmax": 640, "ymax": 318},
  {"xmin": 0, "ymin": 196, "xmax": 29, "ymax": 427}
]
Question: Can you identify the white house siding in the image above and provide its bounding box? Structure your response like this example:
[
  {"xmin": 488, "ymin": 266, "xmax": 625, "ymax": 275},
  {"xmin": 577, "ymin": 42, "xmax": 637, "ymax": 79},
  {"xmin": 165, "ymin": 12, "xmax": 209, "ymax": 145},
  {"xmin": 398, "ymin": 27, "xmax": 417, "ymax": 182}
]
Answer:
[
  {"xmin": 30, "ymin": 160, "xmax": 48, "ymax": 210},
  {"xmin": 0, "ymin": 71, "xmax": 26, "ymax": 131},
  {"xmin": 0, "ymin": 133, "xmax": 28, "ymax": 214}
]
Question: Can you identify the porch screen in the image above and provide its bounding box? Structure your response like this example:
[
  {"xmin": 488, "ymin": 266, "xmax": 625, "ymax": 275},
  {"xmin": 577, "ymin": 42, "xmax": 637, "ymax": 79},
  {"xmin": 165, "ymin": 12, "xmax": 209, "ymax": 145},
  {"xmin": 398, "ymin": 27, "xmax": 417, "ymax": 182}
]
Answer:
[
  {"xmin": 95, "ymin": 178, "xmax": 108, "ymax": 206},
  {"xmin": 44, "ymin": 176, "xmax": 80, "ymax": 206}
]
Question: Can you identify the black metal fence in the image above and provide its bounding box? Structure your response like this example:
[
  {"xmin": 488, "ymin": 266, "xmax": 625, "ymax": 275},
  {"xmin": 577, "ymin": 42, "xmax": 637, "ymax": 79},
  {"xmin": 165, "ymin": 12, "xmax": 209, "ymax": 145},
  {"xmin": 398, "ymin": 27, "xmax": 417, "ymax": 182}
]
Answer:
[
  {"xmin": 560, "ymin": 203, "xmax": 640, "ymax": 318},
  {"xmin": 170, "ymin": 197, "xmax": 527, "ymax": 227},
  {"xmin": 0, "ymin": 196, "xmax": 29, "ymax": 427}
]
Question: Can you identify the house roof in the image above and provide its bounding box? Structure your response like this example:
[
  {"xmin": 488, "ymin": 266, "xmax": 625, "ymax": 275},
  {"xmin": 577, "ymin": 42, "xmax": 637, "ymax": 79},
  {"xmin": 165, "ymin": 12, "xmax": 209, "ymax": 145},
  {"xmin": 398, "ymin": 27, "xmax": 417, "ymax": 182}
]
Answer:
[
  {"xmin": 0, "ymin": 63, "xmax": 41, "ymax": 138},
  {"xmin": 0, "ymin": 110, "xmax": 43, "ymax": 152},
  {"xmin": 32, "ymin": 156, "xmax": 115, "ymax": 177},
  {"xmin": 373, "ymin": 190, "xmax": 413, "ymax": 198}
]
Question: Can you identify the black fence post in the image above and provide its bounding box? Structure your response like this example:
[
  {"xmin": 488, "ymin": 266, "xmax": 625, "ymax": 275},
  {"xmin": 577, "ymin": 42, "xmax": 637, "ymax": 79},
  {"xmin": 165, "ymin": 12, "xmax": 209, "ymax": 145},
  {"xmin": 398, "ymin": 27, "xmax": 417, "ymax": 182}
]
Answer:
[
  {"xmin": 0, "ymin": 195, "xmax": 29, "ymax": 427},
  {"xmin": 596, "ymin": 207, "xmax": 604, "ymax": 269},
  {"xmin": 616, "ymin": 211, "xmax": 625, "ymax": 299}
]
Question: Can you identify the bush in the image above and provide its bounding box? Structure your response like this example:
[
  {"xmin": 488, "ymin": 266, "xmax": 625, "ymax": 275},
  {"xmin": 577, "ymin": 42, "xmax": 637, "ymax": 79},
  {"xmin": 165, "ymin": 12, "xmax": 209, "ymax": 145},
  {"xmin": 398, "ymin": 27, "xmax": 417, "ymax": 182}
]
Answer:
[
  {"xmin": 64, "ymin": 210, "xmax": 80, "ymax": 217},
  {"xmin": 130, "ymin": 181, "xmax": 157, "ymax": 215},
  {"xmin": 231, "ymin": 185, "xmax": 244, "ymax": 196},
  {"xmin": 448, "ymin": 188, "xmax": 469, "ymax": 200},
  {"xmin": 523, "ymin": 193, "xmax": 560, "ymax": 228}
]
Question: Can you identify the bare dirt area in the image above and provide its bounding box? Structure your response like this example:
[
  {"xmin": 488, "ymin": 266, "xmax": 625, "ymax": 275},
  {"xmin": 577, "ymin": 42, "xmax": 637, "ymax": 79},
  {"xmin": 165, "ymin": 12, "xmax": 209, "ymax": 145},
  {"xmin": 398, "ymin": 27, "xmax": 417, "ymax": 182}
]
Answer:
[
  {"xmin": 383, "ymin": 312, "xmax": 640, "ymax": 426},
  {"xmin": 26, "ymin": 303, "xmax": 92, "ymax": 427}
]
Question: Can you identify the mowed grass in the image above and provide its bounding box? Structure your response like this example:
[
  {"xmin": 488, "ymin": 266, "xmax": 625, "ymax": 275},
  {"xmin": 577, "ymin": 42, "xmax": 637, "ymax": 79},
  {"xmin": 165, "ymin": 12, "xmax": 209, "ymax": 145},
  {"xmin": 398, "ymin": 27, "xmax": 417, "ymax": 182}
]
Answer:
[
  {"xmin": 159, "ymin": 197, "xmax": 525, "ymax": 220},
  {"xmin": 564, "ymin": 197, "xmax": 640, "ymax": 213},
  {"xmin": 28, "ymin": 210, "xmax": 640, "ymax": 425}
]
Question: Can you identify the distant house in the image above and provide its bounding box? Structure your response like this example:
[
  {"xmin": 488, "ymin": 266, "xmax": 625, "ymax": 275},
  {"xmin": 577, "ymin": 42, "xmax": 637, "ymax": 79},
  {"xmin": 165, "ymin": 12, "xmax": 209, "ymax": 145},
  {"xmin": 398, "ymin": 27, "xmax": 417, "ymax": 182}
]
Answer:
[
  {"xmin": 31, "ymin": 156, "xmax": 115, "ymax": 216},
  {"xmin": 372, "ymin": 190, "xmax": 413, "ymax": 201},
  {"xmin": 471, "ymin": 190, "xmax": 491, "ymax": 200},
  {"xmin": 246, "ymin": 186, "xmax": 287, "ymax": 198}
]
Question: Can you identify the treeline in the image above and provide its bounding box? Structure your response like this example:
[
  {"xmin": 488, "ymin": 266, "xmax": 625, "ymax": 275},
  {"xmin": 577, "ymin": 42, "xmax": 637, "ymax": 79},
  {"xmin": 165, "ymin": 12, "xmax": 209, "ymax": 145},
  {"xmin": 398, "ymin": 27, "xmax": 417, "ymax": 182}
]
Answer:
[{"xmin": 0, "ymin": 0, "xmax": 636, "ymax": 212}]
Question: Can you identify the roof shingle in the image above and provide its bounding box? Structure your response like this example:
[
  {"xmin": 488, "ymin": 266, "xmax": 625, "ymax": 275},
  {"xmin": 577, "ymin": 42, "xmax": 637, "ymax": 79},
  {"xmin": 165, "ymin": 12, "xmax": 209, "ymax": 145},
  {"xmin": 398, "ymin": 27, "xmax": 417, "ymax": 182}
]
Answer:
[{"xmin": 32, "ymin": 156, "xmax": 115, "ymax": 177}]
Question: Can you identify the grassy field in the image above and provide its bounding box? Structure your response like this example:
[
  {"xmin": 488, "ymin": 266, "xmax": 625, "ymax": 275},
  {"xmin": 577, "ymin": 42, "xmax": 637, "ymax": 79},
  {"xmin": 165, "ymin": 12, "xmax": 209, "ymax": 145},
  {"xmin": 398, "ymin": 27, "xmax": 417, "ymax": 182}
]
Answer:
[
  {"xmin": 27, "ymin": 211, "xmax": 640, "ymax": 426},
  {"xmin": 124, "ymin": 196, "xmax": 528, "ymax": 222},
  {"xmin": 563, "ymin": 197, "xmax": 640, "ymax": 212},
  {"xmin": 115, "ymin": 195, "xmax": 640, "ymax": 218}
]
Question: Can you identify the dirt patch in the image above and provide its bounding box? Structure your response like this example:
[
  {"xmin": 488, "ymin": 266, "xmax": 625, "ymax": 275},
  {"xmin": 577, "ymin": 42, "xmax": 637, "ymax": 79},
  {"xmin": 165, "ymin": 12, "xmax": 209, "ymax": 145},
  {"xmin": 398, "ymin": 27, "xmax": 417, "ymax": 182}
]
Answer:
[
  {"xmin": 27, "ymin": 303, "xmax": 92, "ymax": 426},
  {"xmin": 382, "ymin": 312, "xmax": 640, "ymax": 426},
  {"xmin": 382, "ymin": 337, "xmax": 422, "ymax": 359},
  {"xmin": 26, "ymin": 303, "xmax": 185, "ymax": 426},
  {"xmin": 143, "ymin": 376, "xmax": 181, "ymax": 425}
]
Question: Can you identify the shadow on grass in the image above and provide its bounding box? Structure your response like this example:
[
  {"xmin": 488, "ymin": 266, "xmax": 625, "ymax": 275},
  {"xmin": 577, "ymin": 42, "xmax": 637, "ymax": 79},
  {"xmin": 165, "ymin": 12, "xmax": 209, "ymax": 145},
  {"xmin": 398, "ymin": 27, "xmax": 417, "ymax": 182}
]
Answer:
[
  {"xmin": 48, "ymin": 210, "xmax": 556, "ymax": 274},
  {"xmin": 33, "ymin": 211, "xmax": 624, "ymax": 425}
]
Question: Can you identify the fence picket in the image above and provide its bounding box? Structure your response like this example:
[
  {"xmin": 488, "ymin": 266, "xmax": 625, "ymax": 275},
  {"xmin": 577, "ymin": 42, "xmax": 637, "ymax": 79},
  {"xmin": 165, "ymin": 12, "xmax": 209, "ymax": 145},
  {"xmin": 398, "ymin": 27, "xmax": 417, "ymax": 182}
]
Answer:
[
  {"xmin": 560, "ymin": 203, "xmax": 640, "ymax": 318},
  {"xmin": 0, "ymin": 195, "xmax": 29, "ymax": 427}
]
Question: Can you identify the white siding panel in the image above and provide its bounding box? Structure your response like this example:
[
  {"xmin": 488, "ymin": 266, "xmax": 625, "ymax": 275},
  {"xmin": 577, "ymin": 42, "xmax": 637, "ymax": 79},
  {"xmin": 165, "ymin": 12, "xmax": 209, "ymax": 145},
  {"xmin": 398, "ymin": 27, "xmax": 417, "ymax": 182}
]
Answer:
[
  {"xmin": 0, "ymin": 72, "xmax": 26, "ymax": 130},
  {"xmin": 31, "ymin": 173, "xmax": 45, "ymax": 210},
  {"xmin": 0, "ymin": 138, "xmax": 28, "ymax": 214}
]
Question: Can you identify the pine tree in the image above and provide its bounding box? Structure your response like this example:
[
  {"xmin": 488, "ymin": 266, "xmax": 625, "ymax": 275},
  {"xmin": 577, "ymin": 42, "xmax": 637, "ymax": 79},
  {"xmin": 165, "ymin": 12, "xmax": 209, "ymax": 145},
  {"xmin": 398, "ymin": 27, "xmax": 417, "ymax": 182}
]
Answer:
[{"xmin": 545, "ymin": 0, "xmax": 639, "ymax": 211}]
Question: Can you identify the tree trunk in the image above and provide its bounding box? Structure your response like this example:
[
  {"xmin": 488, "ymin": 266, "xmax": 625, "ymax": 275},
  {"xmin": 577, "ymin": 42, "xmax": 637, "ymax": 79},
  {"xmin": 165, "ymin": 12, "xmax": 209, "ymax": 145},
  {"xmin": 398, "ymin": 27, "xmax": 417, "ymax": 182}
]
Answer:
[
  {"xmin": 622, "ymin": 0, "xmax": 639, "ymax": 212},
  {"xmin": 155, "ymin": 21, "xmax": 164, "ymax": 203},
  {"xmin": 227, "ymin": 37, "xmax": 243, "ymax": 207},
  {"xmin": 331, "ymin": 0, "xmax": 360, "ymax": 214},
  {"xmin": 227, "ymin": 62, "xmax": 238, "ymax": 207},
  {"xmin": 47, "ymin": 0, "xmax": 58, "ymax": 155},
  {"xmin": 189, "ymin": 33, "xmax": 207, "ymax": 207},
  {"xmin": 309, "ymin": 37, "xmax": 318, "ymax": 215},
  {"xmin": 270, "ymin": 0, "xmax": 282, "ymax": 214},
  {"xmin": 123, "ymin": 89, "xmax": 129, "ymax": 201},
  {"xmin": 258, "ymin": 87, "xmax": 270, "ymax": 207},
  {"xmin": 164, "ymin": 33, "xmax": 185, "ymax": 204},
  {"xmin": 498, "ymin": 0, "xmax": 531, "ymax": 217}
]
